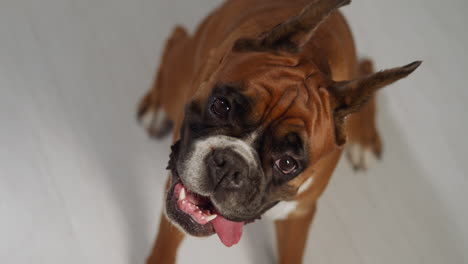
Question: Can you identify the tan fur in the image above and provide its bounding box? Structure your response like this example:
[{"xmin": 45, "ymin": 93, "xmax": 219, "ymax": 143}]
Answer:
[{"xmin": 138, "ymin": 1, "xmax": 420, "ymax": 263}]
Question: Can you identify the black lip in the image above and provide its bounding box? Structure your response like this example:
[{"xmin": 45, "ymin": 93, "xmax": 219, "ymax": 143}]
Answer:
[{"xmin": 165, "ymin": 167, "xmax": 216, "ymax": 237}]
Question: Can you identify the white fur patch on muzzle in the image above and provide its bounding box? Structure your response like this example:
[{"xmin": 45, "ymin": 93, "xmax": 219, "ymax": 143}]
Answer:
[{"xmin": 179, "ymin": 135, "xmax": 258, "ymax": 195}]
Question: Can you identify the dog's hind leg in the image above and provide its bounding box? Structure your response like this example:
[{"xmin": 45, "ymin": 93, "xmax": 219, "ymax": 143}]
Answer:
[
  {"xmin": 137, "ymin": 26, "xmax": 190, "ymax": 139},
  {"xmin": 345, "ymin": 59, "xmax": 383, "ymax": 171}
]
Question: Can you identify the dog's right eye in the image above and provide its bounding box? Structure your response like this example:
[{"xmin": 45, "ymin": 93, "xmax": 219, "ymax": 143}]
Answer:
[{"xmin": 210, "ymin": 97, "xmax": 231, "ymax": 119}]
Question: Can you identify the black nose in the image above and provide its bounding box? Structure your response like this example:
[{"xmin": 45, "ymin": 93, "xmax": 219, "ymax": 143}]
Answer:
[{"xmin": 208, "ymin": 148, "xmax": 249, "ymax": 190}]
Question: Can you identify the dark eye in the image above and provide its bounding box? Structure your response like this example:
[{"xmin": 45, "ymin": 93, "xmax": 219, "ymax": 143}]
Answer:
[
  {"xmin": 275, "ymin": 155, "xmax": 298, "ymax": 174},
  {"xmin": 210, "ymin": 97, "xmax": 231, "ymax": 119}
]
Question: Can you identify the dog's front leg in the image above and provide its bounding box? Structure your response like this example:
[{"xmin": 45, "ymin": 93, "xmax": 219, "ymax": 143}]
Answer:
[
  {"xmin": 275, "ymin": 204, "xmax": 316, "ymax": 264},
  {"xmin": 147, "ymin": 177, "xmax": 185, "ymax": 264},
  {"xmin": 146, "ymin": 211, "xmax": 185, "ymax": 264},
  {"xmin": 274, "ymin": 149, "xmax": 342, "ymax": 264}
]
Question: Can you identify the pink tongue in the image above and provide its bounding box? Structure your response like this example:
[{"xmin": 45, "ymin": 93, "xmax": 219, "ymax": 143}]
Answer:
[{"xmin": 212, "ymin": 215, "xmax": 244, "ymax": 247}]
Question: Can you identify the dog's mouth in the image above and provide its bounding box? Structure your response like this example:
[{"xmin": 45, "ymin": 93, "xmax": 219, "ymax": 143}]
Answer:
[
  {"xmin": 166, "ymin": 166, "xmax": 245, "ymax": 247},
  {"xmin": 165, "ymin": 140, "xmax": 266, "ymax": 247}
]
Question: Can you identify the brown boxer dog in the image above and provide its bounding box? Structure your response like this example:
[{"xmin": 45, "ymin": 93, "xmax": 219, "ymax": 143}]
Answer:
[{"xmin": 137, "ymin": 0, "xmax": 421, "ymax": 263}]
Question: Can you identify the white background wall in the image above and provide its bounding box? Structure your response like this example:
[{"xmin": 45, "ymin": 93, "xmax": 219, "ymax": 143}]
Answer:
[{"xmin": 0, "ymin": 0, "xmax": 467, "ymax": 263}]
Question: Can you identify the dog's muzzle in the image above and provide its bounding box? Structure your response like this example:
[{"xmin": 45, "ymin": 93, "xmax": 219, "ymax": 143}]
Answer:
[
  {"xmin": 206, "ymin": 148, "xmax": 250, "ymax": 191},
  {"xmin": 177, "ymin": 135, "xmax": 259, "ymax": 196}
]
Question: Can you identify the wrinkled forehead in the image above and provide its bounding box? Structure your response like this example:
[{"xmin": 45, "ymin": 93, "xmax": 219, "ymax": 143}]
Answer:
[
  {"xmin": 190, "ymin": 51, "xmax": 336, "ymax": 162},
  {"xmin": 217, "ymin": 52, "xmax": 302, "ymax": 80},
  {"xmin": 216, "ymin": 53, "xmax": 313, "ymax": 120}
]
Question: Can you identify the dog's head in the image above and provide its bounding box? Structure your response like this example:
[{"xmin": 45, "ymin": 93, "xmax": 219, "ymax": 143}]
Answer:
[{"xmin": 165, "ymin": 0, "xmax": 420, "ymax": 246}]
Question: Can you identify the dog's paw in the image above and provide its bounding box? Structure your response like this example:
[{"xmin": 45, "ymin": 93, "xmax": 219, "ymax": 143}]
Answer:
[
  {"xmin": 139, "ymin": 107, "xmax": 173, "ymax": 139},
  {"xmin": 346, "ymin": 134, "xmax": 382, "ymax": 172},
  {"xmin": 137, "ymin": 90, "xmax": 173, "ymax": 139}
]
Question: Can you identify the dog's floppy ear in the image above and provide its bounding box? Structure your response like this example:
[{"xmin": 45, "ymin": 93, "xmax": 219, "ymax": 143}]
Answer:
[
  {"xmin": 329, "ymin": 61, "xmax": 422, "ymax": 146},
  {"xmin": 233, "ymin": 0, "xmax": 350, "ymax": 53}
]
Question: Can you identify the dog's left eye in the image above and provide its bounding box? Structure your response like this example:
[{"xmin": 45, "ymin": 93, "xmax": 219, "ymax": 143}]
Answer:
[
  {"xmin": 210, "ymin": 97, "xmax": 231, "ymax": 119},
  {"xmin": 275, "ymin": 155, "xmax": 298, "ymax": 174}
]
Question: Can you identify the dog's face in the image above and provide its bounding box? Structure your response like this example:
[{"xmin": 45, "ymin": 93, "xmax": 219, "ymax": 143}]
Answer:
[
  {"xmin": 165, "ymin": 52, "xmax": 337, "ymax": 246},
  {"xmin": 164, "ymin": 0, "xmax": 420, "ymax": 247}
]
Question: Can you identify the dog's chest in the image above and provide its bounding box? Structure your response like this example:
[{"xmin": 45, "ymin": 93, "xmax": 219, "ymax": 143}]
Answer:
[
  {"xmin": 263, "ymin": 200, "xmax": 298, "ymax": 220},
  {"xmin": 263, "ymin": 177, "xmax": 313, "ymax": 220}
]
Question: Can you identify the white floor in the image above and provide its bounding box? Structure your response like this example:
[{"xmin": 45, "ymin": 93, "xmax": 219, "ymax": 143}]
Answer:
[{"xmin": 1, "ymin": 0, "xmax": 467, "ymax": 263}]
